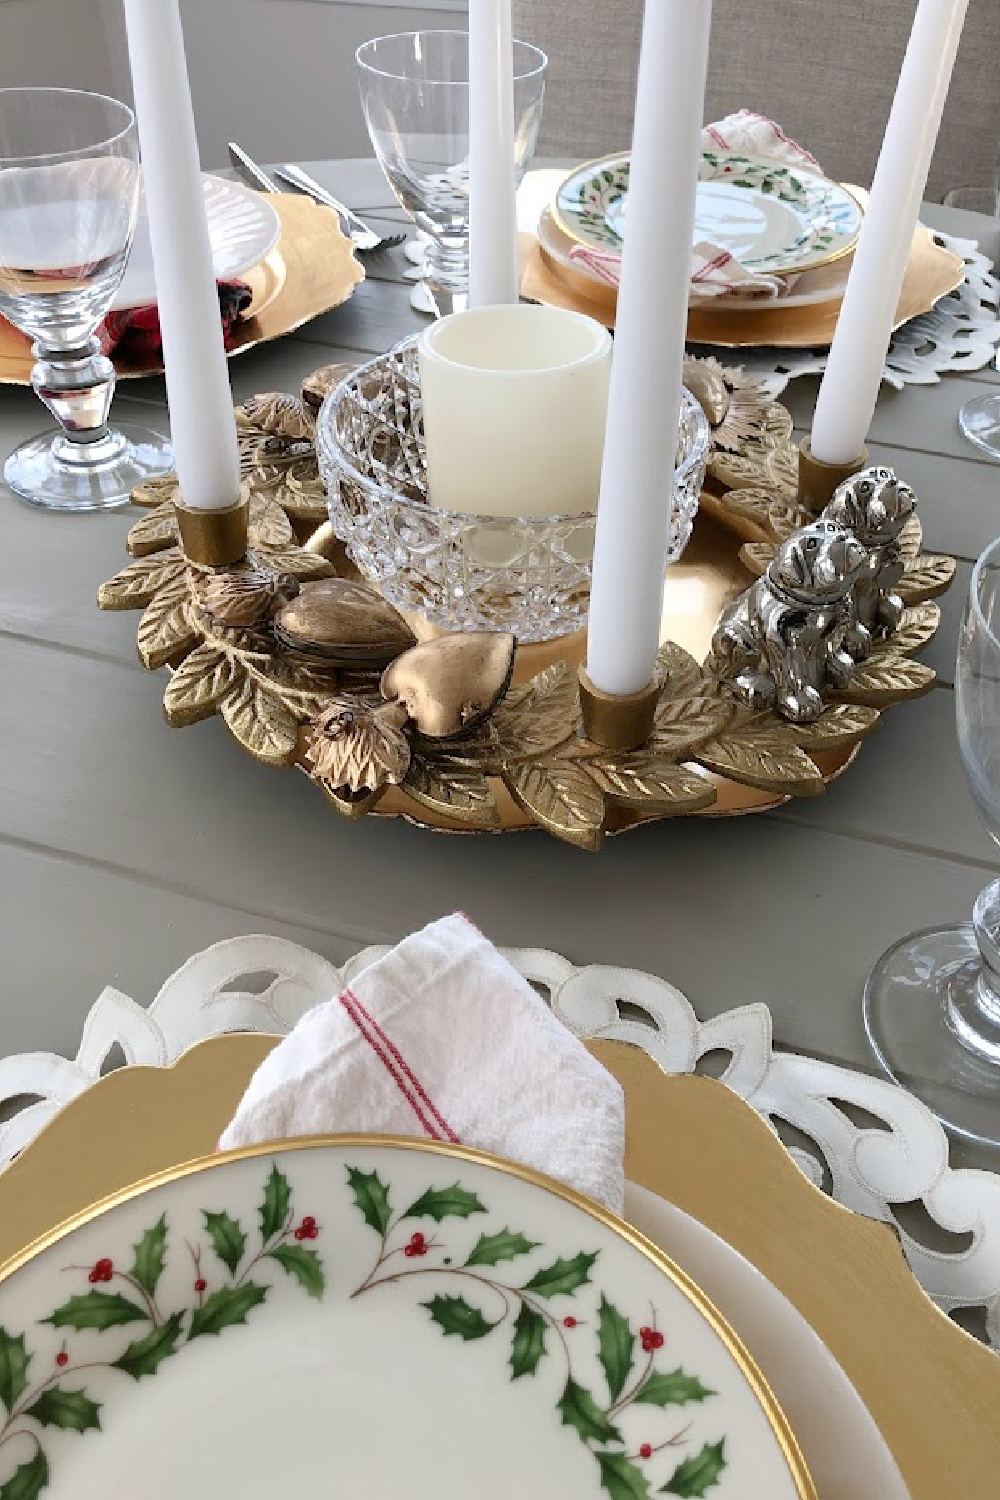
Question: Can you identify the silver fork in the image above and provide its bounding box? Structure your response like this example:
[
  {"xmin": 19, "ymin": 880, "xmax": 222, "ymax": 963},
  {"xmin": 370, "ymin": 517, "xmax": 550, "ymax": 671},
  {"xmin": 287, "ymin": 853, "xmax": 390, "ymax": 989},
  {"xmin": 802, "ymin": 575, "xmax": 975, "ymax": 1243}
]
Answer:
[{"xmin": 274, "ymin": 163, "xmax": 406, "ymax": 254}]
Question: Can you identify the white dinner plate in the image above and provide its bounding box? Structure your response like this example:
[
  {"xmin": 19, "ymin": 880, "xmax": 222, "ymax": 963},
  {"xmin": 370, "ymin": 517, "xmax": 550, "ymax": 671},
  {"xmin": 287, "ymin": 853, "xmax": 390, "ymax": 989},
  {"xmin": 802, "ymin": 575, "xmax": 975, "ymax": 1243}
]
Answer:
[
  {"xmin": 0, "ymin": 1139, "xmax": 814, "ymax": 1500},
  {"xmin": 624, "ymin": 1183, "xmax": 910, "ymax": 1500},
  {"xmin": 113, "ymin": 174, "xmax": 280, "ymax": 311}
]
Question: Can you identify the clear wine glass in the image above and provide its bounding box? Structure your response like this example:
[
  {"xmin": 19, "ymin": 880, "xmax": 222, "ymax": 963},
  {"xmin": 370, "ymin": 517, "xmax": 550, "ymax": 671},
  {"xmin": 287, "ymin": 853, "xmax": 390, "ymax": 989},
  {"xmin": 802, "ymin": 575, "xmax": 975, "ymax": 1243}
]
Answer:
[
  {"xmin": 958, "ymin": 387, "xmax": 1000, "ymax": 459},
  {"xmin": 0, "ymin": 88, "xmax": 172, "ymax": 511},
  {"xmin": 356, "ymin": 31, "xmax": 547, "ymax": 317},
  {"xmin": 863, "ymin": 533, "xmax": 1000, "ymax": 1144}
]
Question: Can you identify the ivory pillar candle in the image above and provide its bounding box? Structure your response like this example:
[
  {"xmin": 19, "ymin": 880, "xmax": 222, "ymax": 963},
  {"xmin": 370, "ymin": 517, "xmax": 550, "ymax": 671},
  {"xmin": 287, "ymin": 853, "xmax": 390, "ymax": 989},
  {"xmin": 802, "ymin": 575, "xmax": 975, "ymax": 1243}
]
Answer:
[
  {"xmin": 585, "ymin": 0, "xmax": 712, "ymax": 697},
  {"xmin": 122, "ymin": 0, "xmax": 241, "ymax": 510},
  {"xmin": 810, "ymin": 0, "xmax": 969, "ymax": 465},
  {"xmin": 468, "ymin": 0, "xmax": 519, "ymax": 306}
]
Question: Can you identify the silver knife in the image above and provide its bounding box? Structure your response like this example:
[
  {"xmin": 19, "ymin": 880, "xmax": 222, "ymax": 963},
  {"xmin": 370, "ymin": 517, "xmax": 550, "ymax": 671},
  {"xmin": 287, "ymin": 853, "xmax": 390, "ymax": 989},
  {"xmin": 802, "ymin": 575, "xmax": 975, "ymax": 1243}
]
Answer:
[
  {"xmin": 272, "ymin": 164, "xmax": 381, "ymax": 247},
  {"xmin": 227, "ymin": 142, "xmax": 278, "ymax": 195}
]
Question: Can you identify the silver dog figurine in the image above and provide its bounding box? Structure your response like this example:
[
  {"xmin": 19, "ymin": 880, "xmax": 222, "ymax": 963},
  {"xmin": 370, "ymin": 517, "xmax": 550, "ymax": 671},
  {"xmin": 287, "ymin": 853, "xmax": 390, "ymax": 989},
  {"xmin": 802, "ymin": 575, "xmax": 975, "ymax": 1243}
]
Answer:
[
  {"xmin": 712, "ymin": 520, "xmax": 867, "ymax": 724},
  {"xmin": 822, "ymin": 466, "xmax": 916, "ymax": 659}
]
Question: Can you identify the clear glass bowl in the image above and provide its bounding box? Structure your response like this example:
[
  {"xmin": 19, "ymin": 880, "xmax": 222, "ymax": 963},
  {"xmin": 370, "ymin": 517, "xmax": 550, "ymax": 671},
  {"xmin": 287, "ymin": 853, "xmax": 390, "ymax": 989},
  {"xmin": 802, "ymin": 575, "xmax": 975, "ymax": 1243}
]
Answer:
[{"xmin": 316, "ymin": 340, "xmax": 710, "ymax": 641}]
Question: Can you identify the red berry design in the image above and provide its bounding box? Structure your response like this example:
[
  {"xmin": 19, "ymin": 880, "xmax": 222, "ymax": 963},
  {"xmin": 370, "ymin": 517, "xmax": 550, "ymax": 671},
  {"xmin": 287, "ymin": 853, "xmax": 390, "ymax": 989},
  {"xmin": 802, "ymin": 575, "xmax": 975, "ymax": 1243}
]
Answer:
[
  {"xmin": 294, "ymin": 1217, "xmax": 319, "ymax": 1241},
  {"xmin": 406, "ymin": 1231, "xmax": 427, "ymax": 1257},
  {"xmin": 301, "ymin": 1216, "xmax": 316, "ymax": 1231},
  {"xmin": 55, "ymin": 1352, "xmax": 68, "ymax": 1367},
  {"xmin": 639, "ymin": 1444, "xmax": 652, "ymax": 1460},
  {"xmin": 88, "ymin": 1257, "xmax": 113, "ymax": 1284},
  {"xmin": 640, "ymin": 1327, "xmax": 664, "ymax": 1353},
  {"xmin": 563, "ymin": 1316, "xmax": 577, "ymax": 1329},
  {"xmin": 194, "ymin": 1278, "xmax": 207, "ymax": 1293}
]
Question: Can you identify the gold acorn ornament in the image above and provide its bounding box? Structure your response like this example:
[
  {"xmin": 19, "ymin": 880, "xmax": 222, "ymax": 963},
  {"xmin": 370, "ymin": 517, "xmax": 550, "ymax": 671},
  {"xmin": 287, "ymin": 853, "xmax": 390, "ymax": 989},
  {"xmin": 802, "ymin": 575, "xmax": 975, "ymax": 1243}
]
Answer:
[
  {"xmin": 303, "ymin": 698, "xmax": 411, "ymax": 812},
  {"xmin": 272, "ymin": 577, "xmax": 417, "ymax": 667},
  {"xmin": 193, "ymin": 564, "xmax": 301, "ymax": 628}
]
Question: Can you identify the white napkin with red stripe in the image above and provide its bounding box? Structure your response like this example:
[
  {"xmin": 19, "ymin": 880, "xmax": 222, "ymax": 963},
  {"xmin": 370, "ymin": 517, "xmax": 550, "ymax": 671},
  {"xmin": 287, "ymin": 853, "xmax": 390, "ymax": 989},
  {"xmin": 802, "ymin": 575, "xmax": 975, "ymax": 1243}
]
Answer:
[
  {"xmin": 569, "ymin": 109, "xmax": 821, "ymax": 300},
  {"xmin": 219, "ymin": 914, "xmax": 626, "ymax": 1214}
]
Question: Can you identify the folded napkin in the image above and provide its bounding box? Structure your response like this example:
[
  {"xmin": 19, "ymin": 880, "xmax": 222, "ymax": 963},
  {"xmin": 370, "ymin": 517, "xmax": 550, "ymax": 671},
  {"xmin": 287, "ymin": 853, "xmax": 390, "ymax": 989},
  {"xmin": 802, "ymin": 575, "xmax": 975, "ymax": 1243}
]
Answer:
[
  {"xmin": 219, "ymin": 913, "xmax": 626, "ymax": 1214},
  {"xmin": 569, "ymin": 109, "xmax": 820, "ymax": 300},
  {"xmin": 96, "ymin": 279, "xmax": 252, "ymax": 360}
]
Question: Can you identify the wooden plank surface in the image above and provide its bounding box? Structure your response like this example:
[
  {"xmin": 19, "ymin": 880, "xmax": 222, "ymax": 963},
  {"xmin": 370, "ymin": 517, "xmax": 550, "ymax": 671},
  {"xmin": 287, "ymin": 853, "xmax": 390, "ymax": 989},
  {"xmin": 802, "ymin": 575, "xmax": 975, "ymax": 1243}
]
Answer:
[{"xmin": 1, "ymin": 157, "xmax": 999, "ymax": 1180}]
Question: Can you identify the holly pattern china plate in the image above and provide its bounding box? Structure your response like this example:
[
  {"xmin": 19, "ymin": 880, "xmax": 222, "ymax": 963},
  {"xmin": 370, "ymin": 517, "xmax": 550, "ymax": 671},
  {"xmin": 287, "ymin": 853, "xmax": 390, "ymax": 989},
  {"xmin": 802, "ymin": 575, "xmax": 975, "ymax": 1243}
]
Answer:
[
  {"xmin": 0, "ymin": 1139, "xmax": 814, "ymax": 1500},
  {"xmin": 553, "ymin": 151, "xmax": 862, "ymax": 276}
]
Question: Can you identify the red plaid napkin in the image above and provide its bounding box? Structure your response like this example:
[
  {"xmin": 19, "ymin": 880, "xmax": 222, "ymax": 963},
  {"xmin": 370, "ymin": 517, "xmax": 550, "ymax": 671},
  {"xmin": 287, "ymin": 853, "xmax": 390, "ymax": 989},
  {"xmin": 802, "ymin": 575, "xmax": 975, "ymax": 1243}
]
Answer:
[{"xmin": 96, "ymin": 279, "xmax": 252, "ymax": 359}]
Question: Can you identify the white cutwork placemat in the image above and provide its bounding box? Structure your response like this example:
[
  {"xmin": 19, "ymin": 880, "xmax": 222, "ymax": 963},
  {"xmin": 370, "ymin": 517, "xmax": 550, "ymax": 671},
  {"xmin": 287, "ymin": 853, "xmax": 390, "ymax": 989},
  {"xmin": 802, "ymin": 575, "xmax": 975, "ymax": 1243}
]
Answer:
[
  {"xmin": 2, "ymin": 936, "xmax": 998, "ymax": 1350},
  {"xmin": 690, "ymin": 232, "xmax": 1000, "ymax": 399}
]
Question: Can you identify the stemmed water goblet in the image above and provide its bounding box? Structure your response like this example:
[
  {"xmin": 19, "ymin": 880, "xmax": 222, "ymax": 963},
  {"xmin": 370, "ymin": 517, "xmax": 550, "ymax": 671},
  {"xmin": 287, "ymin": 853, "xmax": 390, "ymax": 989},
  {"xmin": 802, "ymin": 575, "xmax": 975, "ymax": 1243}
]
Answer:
[
  {"xmin": 0, "ymin": 88, "xmax": 172, "ymax": 510},
  {"xmin": 864, "ymin": 533, "xmax": 1000, "ymax": 1143},
  {"xmin": 356, "ymin": 31, "xmax": 547, "ymax": 317}
]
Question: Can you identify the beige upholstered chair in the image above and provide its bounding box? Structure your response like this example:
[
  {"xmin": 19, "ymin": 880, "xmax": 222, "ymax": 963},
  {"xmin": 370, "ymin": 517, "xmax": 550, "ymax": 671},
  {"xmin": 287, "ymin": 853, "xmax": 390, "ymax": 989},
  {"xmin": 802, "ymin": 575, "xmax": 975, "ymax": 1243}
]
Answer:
[{"xmin": 513, "ymin": 0, "xmax": 1000, "ymax": 209}]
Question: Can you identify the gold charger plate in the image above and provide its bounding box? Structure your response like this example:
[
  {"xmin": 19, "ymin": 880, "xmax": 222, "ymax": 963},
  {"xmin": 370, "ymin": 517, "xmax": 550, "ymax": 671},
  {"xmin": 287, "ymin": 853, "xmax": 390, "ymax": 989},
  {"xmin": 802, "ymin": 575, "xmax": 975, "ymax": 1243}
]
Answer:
[
  {"xmin": 1, "ymin": 1035, "xmax": 997, "ymax": 1499},
  {"xmin": 0, "ymin": 194, "xmax": 363, "ymax": 385},
  {"xmin": 520, "ymin": 194, "xmax": 964, "ymax": 349}
]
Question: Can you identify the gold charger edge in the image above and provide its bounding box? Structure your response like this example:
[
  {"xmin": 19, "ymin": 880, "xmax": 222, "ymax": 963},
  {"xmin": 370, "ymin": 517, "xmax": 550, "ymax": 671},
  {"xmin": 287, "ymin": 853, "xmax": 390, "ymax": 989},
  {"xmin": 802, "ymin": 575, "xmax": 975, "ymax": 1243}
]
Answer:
[{"xmin": 1, "ymin": 1034, "xmax": 997, "ymax": 1500}]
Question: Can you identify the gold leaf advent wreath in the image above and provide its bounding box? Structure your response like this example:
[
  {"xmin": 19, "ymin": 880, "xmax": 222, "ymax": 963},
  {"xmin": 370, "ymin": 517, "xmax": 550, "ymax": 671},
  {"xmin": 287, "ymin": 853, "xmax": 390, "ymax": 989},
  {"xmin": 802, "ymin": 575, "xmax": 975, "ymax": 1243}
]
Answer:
[{"xmin": 97, "ymin": 363, "xmax": 954, "ymax": 851}]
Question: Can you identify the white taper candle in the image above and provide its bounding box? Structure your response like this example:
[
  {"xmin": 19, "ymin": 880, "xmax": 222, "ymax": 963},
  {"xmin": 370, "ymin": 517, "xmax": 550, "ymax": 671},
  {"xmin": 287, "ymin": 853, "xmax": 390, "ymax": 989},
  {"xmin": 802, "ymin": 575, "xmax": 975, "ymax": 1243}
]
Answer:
[
  {"xmin": 810, "ymin": 0, "xmax": 969, "ymax": 465},
  {"xmin": 468, "ymin": 0, "xmax": 519, "ymax": 306},
  {"xmin": 122, "ymin": 0, "xmax": 241, "ymax": 510},
  {"xmin": 586, "ymin": 0, "xmax": 712, "ymax": 696}
]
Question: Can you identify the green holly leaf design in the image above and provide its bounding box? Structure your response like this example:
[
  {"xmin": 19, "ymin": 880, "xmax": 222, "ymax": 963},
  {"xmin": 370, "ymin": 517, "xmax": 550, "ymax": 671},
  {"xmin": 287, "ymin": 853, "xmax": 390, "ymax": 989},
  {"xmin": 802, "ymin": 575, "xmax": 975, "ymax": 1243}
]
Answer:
[
  {"xmin": 259, "ymin": 1164, "xmax": 292, "ymax": 1243},
  {"xmin": 635, "ymin": 1368, "xmax": 715, "ymax": 1407},
  {"xmin": 203, "ymin": 1211, "xmax": 247, "ymax": 1276},
  {"xmin": 129, "ymin": 1215, "xmax": 167, "ymax": 1297},
  {"xmin": 522, "ymin": 1251, "xmax": 598, "ymax": 1299},
  {"xmin": 346, "ymin": 1166, "xmax": 392, "ymax": 1237},
  {"xmin": 557, "ymin": 1378, "xmax": 622, "ymax": 1446},
  {"xmin": 465, "ymin": 1229, "xmax": 539, "ymax": 1267},
  {"xmin": 0, "ymin": 1446, "xmax": 48, "ymax": 1500},
  {"xmin": 113, "ymin": 1313, "xmax": 184, "ymax": 1380},
  {"xmin": 0, "ymin": 1328, "xmax": 30, "ymax": 1413},
  {"xmin": 422, "ymin": 1295, "xmax": 495, "ymax": 1341},
  {"xmin": 188, "ymin": 1283, "xmax": 268, "ymax": 1340},
  {"xmin": 597, "ymin": 1295, "xmax": 634, "ymax": 1403},
  {"xmin": 661, "ymin": 1441, "xmax": 727, "ymax": 1497},
  {"xmin": 25, "ymin": 1387, "xmax": 101, "ymax": 1434},
  {"xmin": 510, "ymin": 1303, "xmax": 547, "ymax": 1378},
  {"xmin": 44, "ymin": 1292, "xmax": 148, "ymax": 1332},
  {"xmin": 267, "ymin": 1245, "xmax": 325, "ymax": 1300},
  {"xmin": 403, "ymin": 1184, "xmax": 486, "ymax": 1223},
  {"xmin": 597, "ymin": 1451, "xmax": 651, "ymax": 1500}
]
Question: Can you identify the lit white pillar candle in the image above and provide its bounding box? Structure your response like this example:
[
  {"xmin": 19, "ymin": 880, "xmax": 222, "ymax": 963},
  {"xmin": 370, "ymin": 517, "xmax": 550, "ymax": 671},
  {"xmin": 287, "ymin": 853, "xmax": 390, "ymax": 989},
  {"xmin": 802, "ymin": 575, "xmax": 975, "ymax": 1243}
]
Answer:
[
  {"xmin": 122, "ymin": 0, "xmax": 241, "ymax": 510},
  {"xmin": 468, "ymin": 0, "xmax": 519, "ymax": 306},
  {"xmin": 586, "ymin": 0, "xmax": 712, "ymax": 697},
  {"xmin": 810, "ymin": 0, "xmax": 969, "ymax": 465}
]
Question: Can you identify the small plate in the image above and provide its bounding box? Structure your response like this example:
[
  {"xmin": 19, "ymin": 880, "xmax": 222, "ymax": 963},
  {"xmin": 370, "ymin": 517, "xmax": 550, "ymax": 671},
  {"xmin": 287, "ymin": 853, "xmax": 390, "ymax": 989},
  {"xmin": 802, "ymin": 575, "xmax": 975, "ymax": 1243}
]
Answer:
[
  {"xmin": 113, "ymin": 174, "xmax": 281, "ymax": 311},
  {"xmin": 0, "ymin": 1138, "xmax": 814, "ymax": 1500},
  {"xmin": 553, "ymin": 151, "xmax": 862, "ymax": 278}
]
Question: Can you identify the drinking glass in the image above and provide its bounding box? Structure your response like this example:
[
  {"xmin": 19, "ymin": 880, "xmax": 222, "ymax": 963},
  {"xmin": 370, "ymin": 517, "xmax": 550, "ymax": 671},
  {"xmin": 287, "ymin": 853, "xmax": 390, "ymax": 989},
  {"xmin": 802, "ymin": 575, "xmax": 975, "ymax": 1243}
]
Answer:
[
  {"xmin": 356, "ymin": 31, "xmax": 547, "ymax": 316},
  {"xmin": 863, "ymin": 533, "xmax": 1000, "ymax": 1143},
  {"xmin": 958, "ymin": 388, "xmax": 1000, "ymax": 459},
  {"xmin": 0, "ymin": 88, "xmax": 172, "ymax": 510}
]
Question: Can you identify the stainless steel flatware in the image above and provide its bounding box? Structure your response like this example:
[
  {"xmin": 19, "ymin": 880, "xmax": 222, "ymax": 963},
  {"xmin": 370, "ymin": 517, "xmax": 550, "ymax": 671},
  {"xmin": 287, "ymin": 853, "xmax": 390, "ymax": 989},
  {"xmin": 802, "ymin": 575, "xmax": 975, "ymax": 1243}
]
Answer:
[
  {"xmin": 273, "ymin": 163, "xmax": 406, "ymax": 253},
  {"xmin": 227, "ymin": 142, "xmax": 277, "ymax": 195}
]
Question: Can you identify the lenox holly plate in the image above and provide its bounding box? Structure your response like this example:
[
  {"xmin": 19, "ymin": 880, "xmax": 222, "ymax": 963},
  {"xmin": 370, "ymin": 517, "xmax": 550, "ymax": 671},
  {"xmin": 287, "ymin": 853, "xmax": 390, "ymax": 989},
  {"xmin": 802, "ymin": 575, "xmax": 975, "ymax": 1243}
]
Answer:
[
  {"xmin": 553, "ymin": 151, "xmax": 862, "ymax": 277},
  {"xmin": 0, "ymin": 1139, "xmax": 814, "ymax": 1500}
]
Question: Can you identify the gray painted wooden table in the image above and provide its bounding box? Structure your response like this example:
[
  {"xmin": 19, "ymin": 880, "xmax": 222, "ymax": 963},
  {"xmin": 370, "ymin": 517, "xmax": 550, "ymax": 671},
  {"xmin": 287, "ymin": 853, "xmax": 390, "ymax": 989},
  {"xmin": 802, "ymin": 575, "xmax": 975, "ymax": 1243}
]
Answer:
[{"xmin": 2, "ymin": 159, "xmax": 999, "ymax": 1165}]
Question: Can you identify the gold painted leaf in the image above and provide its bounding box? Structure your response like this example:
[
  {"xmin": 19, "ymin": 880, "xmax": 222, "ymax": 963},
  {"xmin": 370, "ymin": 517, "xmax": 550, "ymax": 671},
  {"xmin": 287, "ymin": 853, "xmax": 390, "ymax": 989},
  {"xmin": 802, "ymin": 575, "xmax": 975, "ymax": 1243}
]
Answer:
[
  {"xmin": 767, "ymin": 502, "xmax": 804, "ymax": 542},
  {"xmin": 126, "ymin": 502, "xmax": 179, "ymax": 557},
  {"xmin": 655, "ymin": 641, "xmax": 706, "ymax": 698},
  {"xmin": 256, "ymin": 545, "xmax": 334, "ymax": 582},
  {"xmin": 786, "ymin": 703, "xmax": 881, "ymax": 750},
  {"xmin": 137, "ymin": 578, "xmax": 200, "ymax": 670},
  {"xmin": 898, "ymin": 512, "xmax": 923, "ymax": 562},
  {"xmin": 131, "ymin": 475, "xmax": 180, "ymax": 510},
  {"xmin": 493, "ymin": 661, "xmax": 580, "ymax": 759},
  {"xmin": 248, "ymin": 497, "xmax": 294, "ymax": 549},
  {"xmin": 97, "ymin": 549, "xmax": 187, "ymax": 610},
  {"xmin": 220, "ymin": 676, "xmax": 299, "ymax": 765},
  {"xmin": 738, "ymin": 542, "xmax": 776, "ymax": 578},
  {"xmin": 503, "ymin": 758, "xmax": 605, "ymax": 850},
  {"xmin": 163, "ymin": 644, "xmax": 240, "ymax": 727},
  {"xmin": 710, "ymin": 443, "xmax": 798, "ymax": 502},
  {"xmin": 836, "ymin": 653, "xmax": 936, "ymax": 705},
  {"xmin": 404, "ymin": 756, "xmax": 501, "ymax": 828},
  {"xmin": 897, "ymin": 554, "xmax": 956, "ymax": 603},
  {"xmin": 718, "ymin": 486, "xmax": 774, "ymax": 532},
  {"xmin": 312, "ymin": 777, "xmax": 386, "ymax": 819},
  {"xmin": 585, "ymin": 756, "xmax": 716, "ymax": 813},
  {"xmin": 264, "ymin": 659, "xmax": 340, "ymax": 721},
  {"xmin": 696, "ymin": 720, "xmax": 824, "ymax": 796},
  {"xmin": 683, "ymin": 356, "xmax": 730, "ymax": 424},
  {"xmin": 884, "ymin": 602, "xmax": 941, "ymax": 656},
  {"xmin": 652, "ymin": 691, "xmax": 734, "ymax": 756}
]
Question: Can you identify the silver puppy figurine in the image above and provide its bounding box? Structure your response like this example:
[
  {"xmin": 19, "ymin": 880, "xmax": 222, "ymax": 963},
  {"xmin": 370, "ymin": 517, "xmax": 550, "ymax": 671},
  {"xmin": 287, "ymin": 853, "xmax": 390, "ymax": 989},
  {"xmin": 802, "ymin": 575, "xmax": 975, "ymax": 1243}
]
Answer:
[
  {"xmin": 712, "ymin": 520, "xmax": 867, "ymax": 724},
  {"xmin": 822, "ymin": 466, "xmax": 916, "ymax": 659}
]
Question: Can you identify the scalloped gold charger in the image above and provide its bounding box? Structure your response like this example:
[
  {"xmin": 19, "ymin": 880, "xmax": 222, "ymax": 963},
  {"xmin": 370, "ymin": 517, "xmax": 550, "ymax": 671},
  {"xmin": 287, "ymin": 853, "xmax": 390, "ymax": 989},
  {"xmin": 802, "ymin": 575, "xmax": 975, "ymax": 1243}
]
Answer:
[
  {"xmin": 1, "ymin": 1038, "xmax": 997, "ymax": 1500},
  {"xmin": 0, "ymin": 194, "xmax": 363, "ymax": 385}
]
